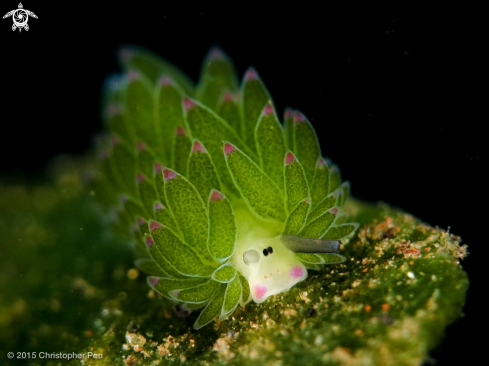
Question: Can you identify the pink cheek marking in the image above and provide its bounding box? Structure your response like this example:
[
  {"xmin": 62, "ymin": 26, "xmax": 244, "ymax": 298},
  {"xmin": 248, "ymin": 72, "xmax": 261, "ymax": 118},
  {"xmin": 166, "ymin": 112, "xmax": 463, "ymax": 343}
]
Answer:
[
  {"xmin": 290, "ymin": 266, "xmax": 304, "ymax": 279},
  {"xmin": 254, "ymin": 284, "xmax": 267, "ymax": 299}
]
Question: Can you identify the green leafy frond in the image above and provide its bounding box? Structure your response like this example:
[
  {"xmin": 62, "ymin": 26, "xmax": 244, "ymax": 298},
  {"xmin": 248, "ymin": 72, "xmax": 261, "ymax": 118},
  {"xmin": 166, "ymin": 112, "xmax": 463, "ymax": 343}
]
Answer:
[
  {"xmin": 207, "ymin": 190, "xmax": 237, "ymax": 262},
  {"xmin": 211, "ymin": 262, "xmax": 237, "ymax": 283},
  {"xmin": 224, "ymin": 142, "xmax": 286, "ymax": 222},
  {"xmin": 255, "ymin": 102, "xmax": 287, "ymax": 187},
  {"xmin": 241, "ymin": 68, "xmax": 272, "ymax": 153},
  {"xmin": 194, "ymin": 283, "xmax": 227, "ymax": 329},
  {"xmin": 221, "ymin": 275, "xmax": 242, "ymax": 320},
  {"xmin": 118, "ymin": 45, "xmax": 195, "ymax": 95},
  {"xmin": 187, "ymin": 140, "xmax": 222, "ymax": 201},
  {"xmin": 283, "ymin": 198, "xmax": 311, "ymax": 235},
  {"xmin": 284, "ymin": 151, "xmax": 309, "ymax": 214},
  {"xmin": 148, "ymin": 222, "xmax": 214, "ymax": 277},
  {"xmin": 195, "ymin": 47, "xmax": 239, "ymax": 111},
  {"xmin": 156, "ymin": 80, "xmax": 187, "ymax": 164},
  {"xmin": 147, "ymin": 276, "xmax": 208, "ymax": 300},
  {"xmin": 161, "ymin": 169, "xmax": 211, "ymax": 262}
]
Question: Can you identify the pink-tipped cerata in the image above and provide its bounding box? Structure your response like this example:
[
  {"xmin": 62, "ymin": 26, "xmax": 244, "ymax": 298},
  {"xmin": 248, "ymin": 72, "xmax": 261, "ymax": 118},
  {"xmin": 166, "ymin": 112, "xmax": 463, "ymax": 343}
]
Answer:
[
  {"xmin": 244, "ymin": 67, "xmax": 258, "ymax": 80},
  {"xmin": 330, "ymin": 208, "xmax": 338, "ymax": 215},
  {"xmin": 137, "ymin": 217, "xmax": 146, "ymax": 226},
  {"xmin": 154, "ymin": 163, "xmax": 162, "ymax": 173},
  {"xmin": 222, "ymin": 91, "xmax": 234, "ymax": 102},
  {"xmin": 159, "ymin": 76, "xmax": 173, "ymax": 86},
  {"xmin": 293, "ymin": 112, "xmax": 306, "ymax": 124},
  {"xmin": 99, "ymin": 150, "xmax": 109, "ymax": 160},
  {"xmin": 284, "ymin": 108, "xmax": 294, "ymax": 119},
  {"xmin": 127, "ymin": 70, "xmax": 139, "ymax": 82},
  {"xmin": 163, "ymin": 169, "xmax": 177, "ymax": 181},
  {"xmin": 285, "ymin": 152, "xmax": 296, "ymax": 165},
  {"xmin": 118, "ymin": 194, "xmax": 128, "ymax": 203},
  {"xmin": 118, "ymin": 47, "xmax": 133, "ymax": 62},
  {"xmin": 192, "ymin": 140, "xmax": 206, "ymax": 153},
  {"xmin": 316, "ymin": 158, "xmax": 326, "ymax": 168},
  {"xmin": 110, "ymin": 135, "xmax": 120, "ymax": 146},
  {"xmin": 107, "ymin": 103, "xmax": 121, "ymax": 117},
  {"xmin": 183, "ymin": 97, "xmax": 196, "ymax": 111},
  {"xmin": 137, "ymin": 141, "xmax": 147, "ymax": 151},
  {"xmin": 146, "ymin": 236, "xmax": 154, "ymax": 247},
  {"xmin": 210, "ymin": 190, "xmax": 224, "ymax": 202},
  {"xmin": 175, "ymin": 125, "xmax": 186, "ymax": 136},
  {"xmin": 137, "ymin": 173, "xmax": 146, "ymax": 183},
  {"xmin": 262, "ymin": 103, "xmax": 274, "ymax": 116},
  {"xmin": 149, "ymin": 277, "xmax": 159, "ymax": 286},
  {"xmin": 154, "ymin": 202, "xmax": 164, "ymax": 210},
  {"xmin": 150, "ymin": 221, "xmax": 162, "ymax": 231},
  {"xmin": 208, "ymin": 46, "xmax": 225, "ymax": 60},
  {"xmin": 224, "ymin": 143, "xmax": 237, "ymax": 156}
]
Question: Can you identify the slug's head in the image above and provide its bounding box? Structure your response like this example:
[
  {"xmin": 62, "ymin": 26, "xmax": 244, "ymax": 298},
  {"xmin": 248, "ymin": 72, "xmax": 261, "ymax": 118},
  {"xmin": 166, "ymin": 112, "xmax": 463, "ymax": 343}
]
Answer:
[{"xmin": 237, "ymin": 235, "xmax": 340, "ymax": 303}]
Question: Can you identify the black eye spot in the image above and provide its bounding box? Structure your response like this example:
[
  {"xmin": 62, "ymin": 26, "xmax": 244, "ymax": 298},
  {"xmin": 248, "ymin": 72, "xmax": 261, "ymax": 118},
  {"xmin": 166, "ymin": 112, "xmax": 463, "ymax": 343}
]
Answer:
[
  {"xmin": 263, "ymin": 249, "xmax": 269, "ymax": 256},
  {"xmin": 267, "ymin": 246, "xmax": 273, "ymax": 254}
]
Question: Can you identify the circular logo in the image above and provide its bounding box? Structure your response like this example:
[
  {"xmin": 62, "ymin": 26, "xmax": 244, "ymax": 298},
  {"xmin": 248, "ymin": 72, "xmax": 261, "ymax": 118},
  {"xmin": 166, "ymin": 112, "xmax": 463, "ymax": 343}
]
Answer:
[{"xmin": 12, "ymin": 9, "xmax": 28, "ymax": 27}]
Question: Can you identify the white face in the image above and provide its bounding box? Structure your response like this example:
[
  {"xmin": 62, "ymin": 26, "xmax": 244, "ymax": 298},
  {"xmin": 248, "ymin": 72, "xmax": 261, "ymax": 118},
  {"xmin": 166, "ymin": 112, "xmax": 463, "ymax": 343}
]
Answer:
[{"xmin": 233, "ymin": 235, "xmax": 307, "ymax": 303}]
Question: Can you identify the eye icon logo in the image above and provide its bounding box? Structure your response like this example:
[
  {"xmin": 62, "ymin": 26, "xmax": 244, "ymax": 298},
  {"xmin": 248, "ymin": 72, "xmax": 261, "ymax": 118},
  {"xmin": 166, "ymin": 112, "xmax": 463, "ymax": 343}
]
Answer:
[{"xmin": 3, "ymin": 3, "xmax": 37, "ymax": 32}]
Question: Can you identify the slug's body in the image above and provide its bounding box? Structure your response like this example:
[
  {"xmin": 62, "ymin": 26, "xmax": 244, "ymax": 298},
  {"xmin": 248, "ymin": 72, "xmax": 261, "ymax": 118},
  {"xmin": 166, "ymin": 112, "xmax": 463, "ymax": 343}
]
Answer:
[
  {"xmin": 231, "ymin": 204, "xmax": 307, "ymax": 303},
  {"xmin": 89, "ymin": 46, "xmax": 358, "ymax": 329}
]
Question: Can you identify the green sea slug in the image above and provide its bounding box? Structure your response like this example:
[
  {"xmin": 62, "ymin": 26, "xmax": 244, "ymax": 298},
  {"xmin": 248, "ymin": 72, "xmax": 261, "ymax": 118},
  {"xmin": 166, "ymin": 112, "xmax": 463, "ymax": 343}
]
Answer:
[{"xmin": 89, "ymin": 46, "xmax": 359, "ymax": 329}]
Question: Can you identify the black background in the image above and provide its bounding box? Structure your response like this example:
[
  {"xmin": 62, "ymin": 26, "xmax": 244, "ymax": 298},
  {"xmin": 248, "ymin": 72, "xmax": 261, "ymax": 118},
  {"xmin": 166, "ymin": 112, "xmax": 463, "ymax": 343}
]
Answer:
[{"xmin": 1, "ymin": 3, "xmax": 485, "ymax": 365}]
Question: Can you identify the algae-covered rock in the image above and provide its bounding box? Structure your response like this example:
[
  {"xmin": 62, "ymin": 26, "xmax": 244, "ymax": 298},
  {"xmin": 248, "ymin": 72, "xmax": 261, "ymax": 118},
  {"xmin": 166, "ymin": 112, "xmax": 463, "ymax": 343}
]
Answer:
[{"xmin": 0, "ymin": 162, "xmax": 468, "ymax": 366}]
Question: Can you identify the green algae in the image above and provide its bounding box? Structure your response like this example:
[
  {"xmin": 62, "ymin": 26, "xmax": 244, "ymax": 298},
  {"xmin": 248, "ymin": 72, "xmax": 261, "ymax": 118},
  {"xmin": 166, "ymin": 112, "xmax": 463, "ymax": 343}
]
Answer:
[{"xmin": 0, "ymin": 162, "xmax": 468, "ymax": 366}]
